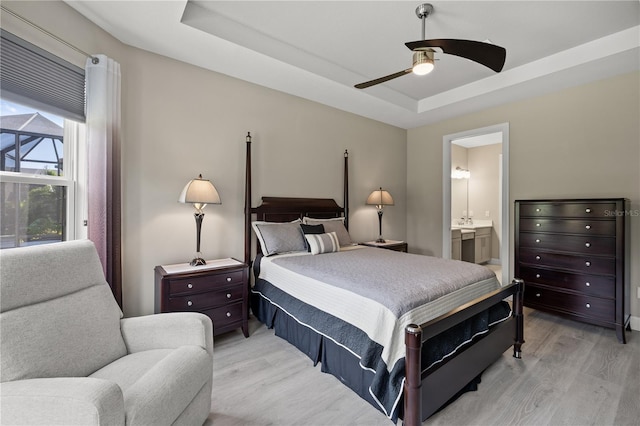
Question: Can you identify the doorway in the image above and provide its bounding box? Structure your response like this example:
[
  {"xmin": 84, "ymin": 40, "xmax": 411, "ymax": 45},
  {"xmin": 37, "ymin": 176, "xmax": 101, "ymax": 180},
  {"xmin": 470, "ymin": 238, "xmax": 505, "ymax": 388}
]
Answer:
[{"xmin": 442, "ymin": 123, "xmax": 510, "ymax": 285}]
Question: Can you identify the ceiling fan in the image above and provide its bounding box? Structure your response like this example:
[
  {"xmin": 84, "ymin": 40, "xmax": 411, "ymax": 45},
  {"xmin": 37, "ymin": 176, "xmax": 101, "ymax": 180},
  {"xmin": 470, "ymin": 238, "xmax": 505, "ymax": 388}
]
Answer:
[{"xmin": 354, "ymin": 3, "xmax": 506, "ymax": 89}]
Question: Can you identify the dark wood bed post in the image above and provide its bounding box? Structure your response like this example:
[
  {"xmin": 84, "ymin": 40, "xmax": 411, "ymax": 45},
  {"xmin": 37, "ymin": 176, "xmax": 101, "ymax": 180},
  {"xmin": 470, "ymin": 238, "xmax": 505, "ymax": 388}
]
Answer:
[
  {"xmin": 244, "ymin": 132, "xmax": 252, "ymax": 266},
  {"xmin": 344, "ymin": 149, "xmax": 349, "ymax": 229},
  {"xmin": 513, "ymin": 278, "xmax": 525, "ymax": 358},
  {"xmin": 404, "ymin": 324, "xmax": 422, "ymax": 426}
]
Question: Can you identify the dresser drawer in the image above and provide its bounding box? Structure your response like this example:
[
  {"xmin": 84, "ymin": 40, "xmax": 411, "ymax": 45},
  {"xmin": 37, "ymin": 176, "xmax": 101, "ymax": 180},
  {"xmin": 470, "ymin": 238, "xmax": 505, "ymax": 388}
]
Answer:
[
  {"xmin": 168, "ymin": 285, "xmax": 244, "ymax": 311},
  {"xmin": 519, "ymin": 202, "xmax": 617, "ymax": 218},
  {"xmin": 518, "ymin": 266, "xmax": 615, "ymax": 299},
  {"xmin": 168, "ymin": 270, "xmax": 245, "ymax": 295},
  {"xmin": 518, "ymin": 233, "xmax": 616, "ymax": 255},
  {"xmin": 519, "ymin": 218, "xmax": 615, "ymax": 236},
  {"xmin": 524, "ymin": 285, "xmax": 614, "ymax": 322},
  {"xmin": 204, "ymin": 302, "xmax": 244, "ymax": 328},
  {"xmin": 519, "ymin": 248, "xmax": 615, "ymax": 276}
]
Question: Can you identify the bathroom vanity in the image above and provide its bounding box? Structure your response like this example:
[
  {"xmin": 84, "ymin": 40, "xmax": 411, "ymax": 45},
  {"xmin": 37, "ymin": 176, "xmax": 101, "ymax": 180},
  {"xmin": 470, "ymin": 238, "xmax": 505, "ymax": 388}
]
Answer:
[{"xmin": 451, "ymin": 220, "xmax": 492, "ymax": 264}]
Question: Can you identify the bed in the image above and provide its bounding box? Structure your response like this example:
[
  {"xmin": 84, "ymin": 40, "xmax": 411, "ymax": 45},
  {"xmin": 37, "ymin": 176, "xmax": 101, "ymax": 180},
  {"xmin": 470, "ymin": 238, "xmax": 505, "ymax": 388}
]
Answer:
[{"xmin": 242, "ymin": 135, "xmax": 524, "ymax": 425}]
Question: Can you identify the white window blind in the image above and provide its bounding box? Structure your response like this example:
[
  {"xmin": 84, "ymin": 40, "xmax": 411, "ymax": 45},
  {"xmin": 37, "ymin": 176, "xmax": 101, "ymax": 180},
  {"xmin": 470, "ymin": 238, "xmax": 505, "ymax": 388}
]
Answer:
[{"xmin": 0, "ymin": 29, "xmax": 85, "ymax": 122}]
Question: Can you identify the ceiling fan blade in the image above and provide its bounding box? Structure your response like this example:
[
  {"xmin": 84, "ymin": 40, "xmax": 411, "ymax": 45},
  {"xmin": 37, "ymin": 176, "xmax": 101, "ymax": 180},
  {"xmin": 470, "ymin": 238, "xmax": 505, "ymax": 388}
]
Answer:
[
  {"xmin": 406, "ymin": 39, "xmax": 506, "ymax": 72},
  {"xmin": 354, "ymin": 68, "xmax": 412, "ymax": 89}
]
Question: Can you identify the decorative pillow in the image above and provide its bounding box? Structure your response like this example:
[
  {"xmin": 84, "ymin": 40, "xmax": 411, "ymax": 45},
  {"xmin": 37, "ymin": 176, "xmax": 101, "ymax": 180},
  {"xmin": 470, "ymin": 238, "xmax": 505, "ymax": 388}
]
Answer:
[
  {"xmin": 252, "ymin": 219, "xmax": 305, "ymax": 256},
  {"xmin": 303, "ymin": 217, "xmax": 352, "ymax": 247},
  {"xmin": 300, "ymin": 223, "xmax": 325, "ymax": 252},
  {"xmin": 304, "ymin": 232, "xmax": 340, "ymax": 255}
]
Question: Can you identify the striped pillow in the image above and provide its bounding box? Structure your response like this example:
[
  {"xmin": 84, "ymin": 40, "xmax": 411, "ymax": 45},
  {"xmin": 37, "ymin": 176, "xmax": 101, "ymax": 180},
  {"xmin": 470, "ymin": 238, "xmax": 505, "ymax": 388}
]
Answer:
[{"xmin": 304, "ymin": 232, "xmax": 340, "ymax": 255}]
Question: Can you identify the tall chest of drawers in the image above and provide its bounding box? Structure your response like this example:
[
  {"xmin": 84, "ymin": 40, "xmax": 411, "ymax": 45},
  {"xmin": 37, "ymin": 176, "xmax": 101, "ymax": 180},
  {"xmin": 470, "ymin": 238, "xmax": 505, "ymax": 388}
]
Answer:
[{"xmin": 515, "ymin": 199, "xmax": 630, "ymax": 343}]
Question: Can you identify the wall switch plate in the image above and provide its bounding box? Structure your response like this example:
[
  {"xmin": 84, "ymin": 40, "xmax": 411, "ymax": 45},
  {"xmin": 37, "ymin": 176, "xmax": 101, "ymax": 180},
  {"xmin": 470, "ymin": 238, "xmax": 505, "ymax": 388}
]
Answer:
[{"xmin": 637, "ymin": 286, "xmax": 640, "ymax": 299}]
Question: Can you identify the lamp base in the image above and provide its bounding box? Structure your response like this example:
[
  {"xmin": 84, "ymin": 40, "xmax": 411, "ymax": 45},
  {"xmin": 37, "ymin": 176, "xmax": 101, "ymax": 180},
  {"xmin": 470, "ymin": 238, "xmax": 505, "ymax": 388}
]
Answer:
[
  {"xmin": 190, "ymin": 257, "xmax": 206, "ymax": 266},
  {"xmin": 376, "ymin": 237, "xmax": 386, "ymax": 243}
]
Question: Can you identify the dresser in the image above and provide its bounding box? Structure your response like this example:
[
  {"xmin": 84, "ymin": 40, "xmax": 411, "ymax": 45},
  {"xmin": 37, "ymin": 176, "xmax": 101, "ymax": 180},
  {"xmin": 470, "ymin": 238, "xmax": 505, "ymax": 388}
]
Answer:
[
  {"xmin": 515, "ymin": 199, "xmax": 629, "ymax": 343},
  {"xmin": 155, "ymin": 258, "xmax": 249, "ymax": 337}
]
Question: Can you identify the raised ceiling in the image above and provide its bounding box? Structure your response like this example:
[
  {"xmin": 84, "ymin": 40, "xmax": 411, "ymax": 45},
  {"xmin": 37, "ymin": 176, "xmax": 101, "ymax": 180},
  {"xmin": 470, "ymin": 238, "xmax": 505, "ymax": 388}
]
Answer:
[{"xmin": 66, "ymin": 1, "xmax": 640, "ymax": 129}]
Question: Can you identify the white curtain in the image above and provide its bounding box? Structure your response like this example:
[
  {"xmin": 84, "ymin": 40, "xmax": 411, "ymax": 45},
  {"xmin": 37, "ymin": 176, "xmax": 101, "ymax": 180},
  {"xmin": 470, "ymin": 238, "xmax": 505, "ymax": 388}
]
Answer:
[{"xmin": 85, "ymin": 54, "xmax": 122, "ymax": 307}]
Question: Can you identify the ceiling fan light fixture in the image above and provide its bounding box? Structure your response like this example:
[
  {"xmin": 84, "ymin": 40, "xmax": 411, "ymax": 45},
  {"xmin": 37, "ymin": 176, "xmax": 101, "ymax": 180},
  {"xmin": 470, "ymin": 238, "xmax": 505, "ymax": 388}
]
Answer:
[{"xmin": 412, "ymin": 50, "xmax": 434, "ymax": 75}]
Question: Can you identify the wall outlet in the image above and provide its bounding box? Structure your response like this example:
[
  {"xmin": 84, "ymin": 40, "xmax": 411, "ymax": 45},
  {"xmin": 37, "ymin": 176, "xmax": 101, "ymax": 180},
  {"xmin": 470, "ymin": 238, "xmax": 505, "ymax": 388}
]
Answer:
[{"xmin": 485, "ymin": 210, "xmax": 490, "ymax": 217}]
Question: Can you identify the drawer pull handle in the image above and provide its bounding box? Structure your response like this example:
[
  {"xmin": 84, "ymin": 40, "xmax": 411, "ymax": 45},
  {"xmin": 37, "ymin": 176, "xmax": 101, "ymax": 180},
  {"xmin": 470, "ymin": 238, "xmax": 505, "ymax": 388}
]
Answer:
[
  {"xmin": 535, "ymin": 293, "xmax": 541, "ymax": 297},
  {"xmin": 585, "ymin": 261, "xmax": 591, "ymax": 267},
  {"xmin": 585, "ymin": 242, "xmax": 591, "ymax": 248},
  {"xmin": 187, "ymin": 300, "xmax": 193, "ymax": 307},
  {"xmin": 535, "ymin": 223, "xmax": 541, "ymax": 227},
  {"xmin": 535, "ymin": 273, "xmax": 541, "ymax": 278},
  {"xmin": 535, "ymin": 255, "xmax": 541, "ymax": 260},
  {"xmin": 187, "ymin": 283, "xmax": 193, "ymax": 289},
  {"xmin": 535, "ymin": 239, "xmax": 541, "ymax": 243},
  {"xmin": 226, "ymin": 312, "xmax": 232, "ymax": 317},
  {"xmin": 586, "ymin": 303, "xmax": 591, "ymax": 308},
  {"xmin": 535, "ymin": 208, "xmax": 541, "ymax": 212},
  {"xmin": 585, "ymin": 282, "xmax": 591, "ymax": 287},
  {"xmin": 226, "ymin": 277, "xmax": 232, "ymax": 282},
  {"xmin": 585, "ymin": 225, "xmax": 591, "ymax": 230},
  {"xmin": 226, "ymin": 293, "xmax": 232, "ymax": 299},
  {"xmin": 585, "ymin": 208, "xmax": 591, "ymax": 213}
]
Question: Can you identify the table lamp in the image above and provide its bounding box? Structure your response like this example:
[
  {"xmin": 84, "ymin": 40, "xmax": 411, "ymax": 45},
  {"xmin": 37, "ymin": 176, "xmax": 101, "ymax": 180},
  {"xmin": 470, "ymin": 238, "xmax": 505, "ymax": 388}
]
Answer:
[
  {"xmin": 366, "ymin": 187, "xmax": 394, "ymax": 243},
  {"xmin": 178, "ymin": 174, "xmax": 221, "ymax": 266}
]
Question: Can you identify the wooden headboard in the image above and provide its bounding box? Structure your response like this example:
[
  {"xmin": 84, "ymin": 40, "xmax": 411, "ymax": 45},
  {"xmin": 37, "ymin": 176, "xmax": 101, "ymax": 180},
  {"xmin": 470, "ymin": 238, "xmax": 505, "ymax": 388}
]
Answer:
[{"xmin": 243, "ymin": 133, "xmax": 349, "ymax": 264}]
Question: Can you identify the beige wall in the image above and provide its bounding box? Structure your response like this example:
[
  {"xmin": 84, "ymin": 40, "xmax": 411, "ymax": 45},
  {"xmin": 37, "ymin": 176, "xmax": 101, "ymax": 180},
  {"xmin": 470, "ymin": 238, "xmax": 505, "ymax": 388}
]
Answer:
[
  {"xmin": 4, "ymin": 1, "xmax": 639, "ymax": 323},
  {"xmin": 468, "ymin": 143, "xmax": 502, "ymax": 260},
  {"xmin": 408, "ymin": 71, "xmax": 640, "ymax": 320},
  {"xmin": 3, "ymin": 1, "xmax": 407, "ymax": 317}
]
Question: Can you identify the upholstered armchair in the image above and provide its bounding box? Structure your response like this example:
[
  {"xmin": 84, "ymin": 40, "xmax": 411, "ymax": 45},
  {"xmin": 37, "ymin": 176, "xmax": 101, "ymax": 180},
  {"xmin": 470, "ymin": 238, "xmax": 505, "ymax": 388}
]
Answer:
[{"xmin": 0, "ymin": 240, "xmax": 213, "ymax": 425}]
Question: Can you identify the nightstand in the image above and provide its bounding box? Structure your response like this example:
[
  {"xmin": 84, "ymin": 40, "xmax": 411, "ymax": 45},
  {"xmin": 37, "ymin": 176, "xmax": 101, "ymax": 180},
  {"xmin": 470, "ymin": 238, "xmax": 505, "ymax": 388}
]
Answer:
[
  {"xmin": 154, "ymin": 258, "xmax": 249, "ymax": 337},
  {"xmin": 361, "ymin": 240, "xmax": 408, "ymax": 252}
]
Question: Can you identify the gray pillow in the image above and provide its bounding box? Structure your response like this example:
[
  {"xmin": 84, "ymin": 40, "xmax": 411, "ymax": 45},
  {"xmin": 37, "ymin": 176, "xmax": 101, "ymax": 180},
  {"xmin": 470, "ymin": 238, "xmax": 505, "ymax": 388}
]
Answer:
[
  {"xmin": 303, "ymin": 217, "xmax": 352, "ymax": 247},
  {"xmin": 252, "ymin": 220, "xmax": 306, "ymax": 256}
]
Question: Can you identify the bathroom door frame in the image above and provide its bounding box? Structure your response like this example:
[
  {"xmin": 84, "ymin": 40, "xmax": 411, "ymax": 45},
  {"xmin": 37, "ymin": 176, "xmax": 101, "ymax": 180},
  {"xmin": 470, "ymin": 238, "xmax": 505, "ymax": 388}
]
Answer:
[{"xmin": 442, "ymin": 122, "xmax": 510, "ymax": 285}]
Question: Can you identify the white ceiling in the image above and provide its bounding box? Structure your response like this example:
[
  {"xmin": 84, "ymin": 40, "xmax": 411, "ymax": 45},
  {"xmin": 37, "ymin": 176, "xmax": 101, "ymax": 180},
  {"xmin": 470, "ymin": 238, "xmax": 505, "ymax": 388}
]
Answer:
[{"xmin": 66, "ymin": 1, "xmax": 640, "ymax": 129}]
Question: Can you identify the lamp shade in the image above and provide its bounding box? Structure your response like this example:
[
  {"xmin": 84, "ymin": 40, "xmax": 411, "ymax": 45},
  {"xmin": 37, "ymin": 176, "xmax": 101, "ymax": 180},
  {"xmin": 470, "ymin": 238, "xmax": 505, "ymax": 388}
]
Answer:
[
  {"xmin": 366, "ymin": 188, "xmax": 394, "ymax": 206},
  {"xmin": 178, "ymin": 174, "xmax": 221, "ymax": 208}
]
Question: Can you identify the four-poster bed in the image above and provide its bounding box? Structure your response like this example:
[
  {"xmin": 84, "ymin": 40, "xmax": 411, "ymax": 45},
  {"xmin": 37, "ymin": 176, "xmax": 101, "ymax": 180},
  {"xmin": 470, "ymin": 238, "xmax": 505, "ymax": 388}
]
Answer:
[{"xmin": 242, "ymin": 133, "xmax": 524, "ymax": 424}]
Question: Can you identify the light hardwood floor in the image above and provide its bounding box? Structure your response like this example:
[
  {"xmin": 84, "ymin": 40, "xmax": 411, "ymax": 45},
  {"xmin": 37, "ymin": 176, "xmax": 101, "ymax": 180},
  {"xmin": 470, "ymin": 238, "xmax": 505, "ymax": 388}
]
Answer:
[{"xmin": 206, "ymin": 308, "xmax": 639, "ymax": 425}]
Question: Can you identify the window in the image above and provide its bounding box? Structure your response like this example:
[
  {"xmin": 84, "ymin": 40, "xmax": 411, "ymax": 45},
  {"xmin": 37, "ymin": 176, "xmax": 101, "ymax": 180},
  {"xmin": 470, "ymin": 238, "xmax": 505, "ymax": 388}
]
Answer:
[
  {"xmin": 0, "ymin": 30, "xmax": 87, "ymax": 249},
  {"xmin": 0, "ymin": 100, "xmax": 85, "ymax": 248}
]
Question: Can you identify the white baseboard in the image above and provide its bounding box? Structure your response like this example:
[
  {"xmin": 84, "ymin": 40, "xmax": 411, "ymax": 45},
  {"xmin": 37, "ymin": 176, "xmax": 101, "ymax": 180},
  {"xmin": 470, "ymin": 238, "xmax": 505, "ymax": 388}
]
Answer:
[
  {"xmin": 630, "ymin": 315, "xmax": 640, "ymax": 332},
  {"xmin": 488, "ymin": 258, "xmax": 501, "ymax": 265}
]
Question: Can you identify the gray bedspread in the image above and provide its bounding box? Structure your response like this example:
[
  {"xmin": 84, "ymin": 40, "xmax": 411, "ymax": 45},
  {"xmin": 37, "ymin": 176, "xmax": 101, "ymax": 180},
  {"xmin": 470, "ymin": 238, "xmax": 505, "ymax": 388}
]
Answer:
[{"xmin": 272, "ymin": 246, "xmax": 496, "ymax": 317}]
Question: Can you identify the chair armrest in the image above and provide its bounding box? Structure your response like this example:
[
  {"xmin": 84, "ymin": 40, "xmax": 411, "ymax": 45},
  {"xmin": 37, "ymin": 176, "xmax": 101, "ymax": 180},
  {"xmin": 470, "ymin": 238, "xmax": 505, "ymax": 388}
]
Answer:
[
  {"xmin": 120, "ymin": 312, "xmax": 213, "ymax": 356},
  {"xmin": 0, "ymin": 377, "xmax": 124, "ymax": 425}
]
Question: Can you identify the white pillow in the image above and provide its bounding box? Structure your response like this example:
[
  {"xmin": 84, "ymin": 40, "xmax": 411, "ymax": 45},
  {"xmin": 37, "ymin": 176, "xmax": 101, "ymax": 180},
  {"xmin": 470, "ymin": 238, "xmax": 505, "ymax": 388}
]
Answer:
[
  {"xmin": 252, "ymin": 219, "xmax": 305, "ymax": 256},
  {"xmin": 303, "ymin": 217, "xmax": 352, "ymax": 247},
  {"xmin": 304, "ymin": 232, "xmax": 340, "ymax": 255}
]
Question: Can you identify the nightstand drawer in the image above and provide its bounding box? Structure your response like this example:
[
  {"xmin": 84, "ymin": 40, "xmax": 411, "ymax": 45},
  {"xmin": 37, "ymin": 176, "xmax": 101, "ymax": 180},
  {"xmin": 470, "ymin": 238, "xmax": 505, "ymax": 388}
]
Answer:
[
  {"xmin": 168, "ymin": 285, "xmax": 243, "ymax": 311},
  {"xmin": 168, "ymin": 270, "xmax": 245, "ymax": 295},
  {"xmin": 205, "ymin": 302, "xmax": 244, "ymax": 328}
]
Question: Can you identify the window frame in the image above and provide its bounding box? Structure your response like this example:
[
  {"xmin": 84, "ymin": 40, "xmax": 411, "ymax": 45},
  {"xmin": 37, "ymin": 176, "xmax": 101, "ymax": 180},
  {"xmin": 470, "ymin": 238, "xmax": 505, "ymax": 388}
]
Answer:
[{"xmin": 0, "ymin": 115, "xmax": 83, "ymax": 246}]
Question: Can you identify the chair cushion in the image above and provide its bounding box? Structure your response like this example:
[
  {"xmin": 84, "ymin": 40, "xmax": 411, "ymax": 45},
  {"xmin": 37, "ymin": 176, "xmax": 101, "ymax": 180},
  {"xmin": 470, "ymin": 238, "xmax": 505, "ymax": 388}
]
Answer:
[
  {"xmin": 1, "ymin": 284, "xmax": 127, "ymax": 381},
  {"xmin": 0, "ymin": 240, "xmax": 127, "ymax": 381},
  {"xmin": 90, "ymin": 346, "xmax": 212, "ymax": 425},
  {"xmin": 0, "ymin": 240, "xmax": 110, "ymax": 312}
]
